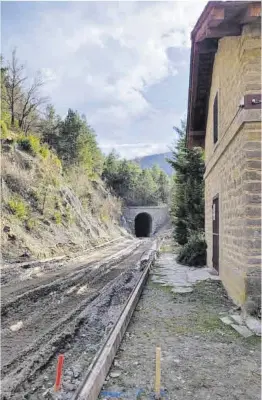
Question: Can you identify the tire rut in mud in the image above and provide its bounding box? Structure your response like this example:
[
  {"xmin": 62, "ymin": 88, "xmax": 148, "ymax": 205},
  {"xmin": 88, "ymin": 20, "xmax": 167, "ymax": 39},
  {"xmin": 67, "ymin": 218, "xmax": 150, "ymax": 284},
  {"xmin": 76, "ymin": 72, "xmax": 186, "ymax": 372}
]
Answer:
[
  {"xmin": 1, "ymin": 239, "xmax": 153, "ymax": 400},
  {"xmin": 1, "ymin": 241, "xmax": 140, "ymax": 374}
]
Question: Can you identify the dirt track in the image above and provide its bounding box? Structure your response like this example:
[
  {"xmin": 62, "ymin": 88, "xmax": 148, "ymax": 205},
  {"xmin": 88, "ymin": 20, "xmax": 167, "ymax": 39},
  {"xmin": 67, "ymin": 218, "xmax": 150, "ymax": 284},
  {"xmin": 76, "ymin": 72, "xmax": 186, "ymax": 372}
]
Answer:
[
  {"xmin": 1, "ymin": 237, "xmax": 156, "ymax": 399},
  {"xmin": 100, "ymin": 242, "xmax": 261, "ymax": 400}
]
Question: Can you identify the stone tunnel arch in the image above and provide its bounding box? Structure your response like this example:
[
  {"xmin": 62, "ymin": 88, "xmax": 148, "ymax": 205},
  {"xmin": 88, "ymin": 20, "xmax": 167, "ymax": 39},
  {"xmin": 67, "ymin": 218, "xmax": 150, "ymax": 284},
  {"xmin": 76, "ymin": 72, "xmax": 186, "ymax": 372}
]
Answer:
[{"xmin": 134, "ymin": 212, "xmax": 152, "ymax": 237}]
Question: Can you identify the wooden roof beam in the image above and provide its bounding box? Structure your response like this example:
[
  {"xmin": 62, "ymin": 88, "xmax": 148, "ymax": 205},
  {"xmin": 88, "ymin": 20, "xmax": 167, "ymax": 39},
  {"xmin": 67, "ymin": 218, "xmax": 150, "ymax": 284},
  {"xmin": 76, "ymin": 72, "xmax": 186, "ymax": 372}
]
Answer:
[
  {"xmin": 189, "ymin": 131, "xmax": 205, "ymax": 137},
  {"xmin": 195, "ymin": 5, "xmax": 225, "ymax": 42},
  {"xmin": 209, "ymin": 6, "xmax": 225, "ymax": 27},
  {"xmin": 241, "ymin": 2, "xmax": 261, "ymax": 23},
  {"xmin": 204, "ymin": 25, "xmax": 242, "ymax": 39},
  {"xmin": 196, "ymin": 40, "xmax": 218, "ymax": 54}
]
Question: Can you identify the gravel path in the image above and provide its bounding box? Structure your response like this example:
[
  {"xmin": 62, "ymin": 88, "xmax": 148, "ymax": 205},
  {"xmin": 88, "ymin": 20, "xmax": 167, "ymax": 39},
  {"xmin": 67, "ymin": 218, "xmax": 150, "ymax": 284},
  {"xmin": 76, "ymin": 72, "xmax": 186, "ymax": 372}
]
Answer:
[
  {"xmin": 100, "ymin": 241, "xmax": 261, "ymax": 400},
  {"xmin": 1, "ymin": 237, "xmax": 156, "ymax": 400}
]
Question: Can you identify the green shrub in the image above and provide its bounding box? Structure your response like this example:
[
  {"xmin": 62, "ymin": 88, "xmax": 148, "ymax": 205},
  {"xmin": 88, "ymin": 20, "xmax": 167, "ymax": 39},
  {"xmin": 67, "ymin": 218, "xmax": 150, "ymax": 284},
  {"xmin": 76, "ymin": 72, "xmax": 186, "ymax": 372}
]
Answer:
[
  {"xmin": 1, "ymin": 112, "xmax": 11, "ymax": 128},
  {"xmin": 100, "ymin": 211, "xmax": 109, "ymax": 223},
  {"xmin": 8, "ymin": 197, "xmax": 28, "ymax": 220},
  {"xmin": 176, "ymin": 232, "xmax": 207, "ymax": 267},
  {"xmin": 0, "ymin": 120, "xmax": 8, "ymax": 139},
  {"xmin": 173, "ymin": 220, "xmax": 188, "ymax": 245},
  {"xmin": 64, "ymin": 206, "xmax": 74, "ymax": 224},
  {"xmin": 53, "ymin": 211, "xmax": 62, "ymax": 224},
  {"xmin": 26, "ymin": 218, "xmax": 37, "ymax": 230},
  {"xmin": 52, "ymin": 154, "xmax": 62, "ymax": 171},
  {"xmin": 39, "ymin": 144, "xmax": 50, "ymax": 159},
  {"xmin": 17, "ymin": 135, "xmax": 41, "ymax": 155},
  {"xmin": 51, "ymin": 177, "xmax": 60, "ymax": 187}
]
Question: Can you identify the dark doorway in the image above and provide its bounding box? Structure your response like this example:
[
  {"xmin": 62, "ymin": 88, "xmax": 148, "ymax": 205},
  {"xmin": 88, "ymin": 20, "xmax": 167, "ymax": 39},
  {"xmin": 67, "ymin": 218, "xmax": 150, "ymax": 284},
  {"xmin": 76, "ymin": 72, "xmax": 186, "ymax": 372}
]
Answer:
[
  {"xmin": 135, "ymin": 213, "xmax": 152, "ymax": 237},
  {"xmin": 212, "ymin": 195, "xmax": 219, "ymax": 272}
]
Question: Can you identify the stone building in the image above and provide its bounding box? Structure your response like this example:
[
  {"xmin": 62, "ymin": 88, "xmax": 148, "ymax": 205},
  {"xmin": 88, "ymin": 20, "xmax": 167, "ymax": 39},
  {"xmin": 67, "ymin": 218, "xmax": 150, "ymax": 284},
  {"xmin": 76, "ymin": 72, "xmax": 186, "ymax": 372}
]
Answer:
[{"xmin": 186, "ymin": 1, "xmax": 261, "ymax": 309}]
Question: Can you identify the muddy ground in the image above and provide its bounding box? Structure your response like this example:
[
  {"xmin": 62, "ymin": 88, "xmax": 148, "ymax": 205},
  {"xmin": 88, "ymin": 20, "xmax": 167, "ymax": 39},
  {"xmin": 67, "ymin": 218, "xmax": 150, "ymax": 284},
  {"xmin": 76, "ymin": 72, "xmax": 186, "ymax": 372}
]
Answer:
[
  {"xmin": 1, "ymin": 237, "xmax": 158, "ymax": 400},
  {"xmin": 101, "ymin": 246, "xmax": 261, "ymax": 400}
]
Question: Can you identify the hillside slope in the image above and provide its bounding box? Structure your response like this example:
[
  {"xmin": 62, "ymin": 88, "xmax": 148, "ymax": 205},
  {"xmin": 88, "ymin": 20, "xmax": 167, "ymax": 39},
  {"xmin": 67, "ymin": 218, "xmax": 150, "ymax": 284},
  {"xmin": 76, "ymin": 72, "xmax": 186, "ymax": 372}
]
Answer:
[
  {"xmin": 1, "ymin": 141, "xmax": 129, "ymax": 263},
  {"xmin": 134, "ymin": 152, "xmax": 173, "ymax": 175}
]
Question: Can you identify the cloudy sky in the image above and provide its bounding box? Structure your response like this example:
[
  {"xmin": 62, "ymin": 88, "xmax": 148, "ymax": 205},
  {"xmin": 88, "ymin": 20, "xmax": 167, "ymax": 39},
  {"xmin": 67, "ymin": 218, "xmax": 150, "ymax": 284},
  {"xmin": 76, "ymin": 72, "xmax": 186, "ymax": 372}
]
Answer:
[{"xmin": 1, "ymin": 1, "xmax": 206, "ymax": 158}]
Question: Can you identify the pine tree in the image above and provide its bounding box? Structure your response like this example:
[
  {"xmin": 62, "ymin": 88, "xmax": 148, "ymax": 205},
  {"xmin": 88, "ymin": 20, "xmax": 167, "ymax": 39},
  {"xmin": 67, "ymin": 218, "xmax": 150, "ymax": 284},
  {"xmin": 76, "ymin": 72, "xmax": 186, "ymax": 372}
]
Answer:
[
  {"xmin": 168, "ymin": 120, "xmax": 205, "ymax": 245},
  {"xmin": 41, "ymin": 104, "xmax": 62, "ymax": 149}
]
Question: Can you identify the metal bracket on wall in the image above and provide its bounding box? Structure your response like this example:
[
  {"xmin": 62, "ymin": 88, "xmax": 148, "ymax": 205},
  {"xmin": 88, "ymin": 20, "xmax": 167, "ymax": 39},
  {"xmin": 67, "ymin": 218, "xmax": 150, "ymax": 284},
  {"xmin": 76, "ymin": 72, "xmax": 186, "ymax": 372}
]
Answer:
[{"xmin": 244, "ymin": 94, "xmax": 262, "ymax": 109}]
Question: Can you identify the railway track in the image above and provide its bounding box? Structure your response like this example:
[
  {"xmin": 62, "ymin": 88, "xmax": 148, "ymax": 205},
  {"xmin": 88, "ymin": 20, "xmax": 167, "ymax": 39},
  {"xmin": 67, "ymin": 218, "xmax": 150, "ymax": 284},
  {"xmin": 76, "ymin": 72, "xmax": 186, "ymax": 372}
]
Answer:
[{"xmin": 1, "ymin": 235, "xmax": 164, "ymax": 400}]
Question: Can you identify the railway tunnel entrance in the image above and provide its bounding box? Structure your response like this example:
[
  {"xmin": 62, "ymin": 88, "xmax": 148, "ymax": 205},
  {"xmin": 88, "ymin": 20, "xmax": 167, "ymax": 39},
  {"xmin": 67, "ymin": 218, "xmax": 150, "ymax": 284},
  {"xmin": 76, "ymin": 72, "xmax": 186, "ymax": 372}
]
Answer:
[{"xmin": 134, "ymin": 212, "xmax": 152, "ymax": 237}]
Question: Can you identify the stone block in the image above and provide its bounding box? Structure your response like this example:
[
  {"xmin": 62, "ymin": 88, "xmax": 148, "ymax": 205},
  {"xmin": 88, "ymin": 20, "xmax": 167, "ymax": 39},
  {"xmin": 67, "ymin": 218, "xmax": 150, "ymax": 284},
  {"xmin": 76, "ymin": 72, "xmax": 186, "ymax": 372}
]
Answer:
[
  {"xmin": 246, "ymin": 257, "xmax": 262, "ymax": 266},
  {"xmin": 246, "ymin": 227, "xmax": 261, "ymax": 238},
  {"xmin": 220, "ymin": 316, "xmax": 234, "ymax": 325},
  {"xmin": 246, "ymin": 160, "xmax": 261, "ymax": 170},
  {"xmin": 243, "ymin": 142, "xmax": 262, "ymax": 151},
  {"xmin": 245, "ymin": 150, "xmax": 262, "ymax": 161},
  {"xmin": 245, "ymin": 268, "xmax": 261, "ymax": 314},
  {"xmin": 246, "ymin": 218, "xmax": 261, "ymax": 227},
  {"xmin": 231, "ymin": 324, "xmax": 254, "ymax": 338},
  {"xmin": 246, "ymin": 193, "xmax": 262, "ymax": 204},
  {"xmin": 243, "ymin": 170, "xmax": 261, "ymax": 181},
  {"xmin": 246, "ymin": 206, "xmax": 261, "ymax": 218},
  {"xmin": 230, "ymin": 314, "xmax": 244, "ymax": 325},
  {"xmin": 245, "ymin": 316, "xmax": 261, "ymax": 336}
]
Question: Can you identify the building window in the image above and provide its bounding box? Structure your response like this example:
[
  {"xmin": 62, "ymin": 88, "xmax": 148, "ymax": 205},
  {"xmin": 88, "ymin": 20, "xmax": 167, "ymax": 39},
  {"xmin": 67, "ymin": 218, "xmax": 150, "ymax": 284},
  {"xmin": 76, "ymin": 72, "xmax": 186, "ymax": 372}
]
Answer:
[{"xmin": 213, "ymin": 93, "xmax": 218, "ymax": 144}]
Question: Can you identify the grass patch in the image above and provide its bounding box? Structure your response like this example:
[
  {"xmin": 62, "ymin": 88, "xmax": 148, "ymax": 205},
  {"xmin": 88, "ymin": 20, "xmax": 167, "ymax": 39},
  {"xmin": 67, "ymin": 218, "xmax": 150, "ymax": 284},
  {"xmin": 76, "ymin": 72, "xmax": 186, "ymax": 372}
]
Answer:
[
  {"xmin": 148, "ymin": 279, "xmax": 174, "ymax": 294},
  {"xmin": 163, "ymin": 311, "xmax": 239, "ymax": 338},
  {"xmin": 64, "ymin": 206, "xmax": 74, "ymax": 224},
  {"xmin": 174, "ymin": 280, "xmax": 233, "ymax": 308},
  {"xmin": 7, "ymin": 197, "xmax": 28, "ymax": 220},
  {"xmin": 53, "ymin": 211, "xmax": 62, "ymax": 224},
  {"xmin": 160, "ymin": 244, "xmax": 173, "ymax": 253},
  {"xmin": 25, "ymin": 218, "xmax": 37, "ymax": 231},
  {"xmin": 0, "ymin": 120, "xmax": 8, "ymax": 138},
  {"xmin": 17, "ymin": 135, "xmax": 41, "ymax": 155},
  {"xmin": 39, "ymin": 144, "xmax": 50, "ymax": 159},
  {"xmin": 100, "ymin": 211, "xmax": 109, "ymax": 223}
]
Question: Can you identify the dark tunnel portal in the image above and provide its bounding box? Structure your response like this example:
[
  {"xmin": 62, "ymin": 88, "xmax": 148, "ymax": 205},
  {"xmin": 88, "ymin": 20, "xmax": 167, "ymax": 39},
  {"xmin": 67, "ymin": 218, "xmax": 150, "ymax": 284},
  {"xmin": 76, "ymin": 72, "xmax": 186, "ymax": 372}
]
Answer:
[{"xmin": 135, "ymin": 212, "xmax": 152, "ymax": 238}]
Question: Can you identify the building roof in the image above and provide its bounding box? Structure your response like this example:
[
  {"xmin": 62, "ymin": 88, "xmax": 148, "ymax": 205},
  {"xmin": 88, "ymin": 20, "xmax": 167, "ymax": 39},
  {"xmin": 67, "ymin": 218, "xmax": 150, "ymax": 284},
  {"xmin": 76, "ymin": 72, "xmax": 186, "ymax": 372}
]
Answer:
[{"xmin": 186, "ymin": 1, "xmax": 261, "ymax": 148}]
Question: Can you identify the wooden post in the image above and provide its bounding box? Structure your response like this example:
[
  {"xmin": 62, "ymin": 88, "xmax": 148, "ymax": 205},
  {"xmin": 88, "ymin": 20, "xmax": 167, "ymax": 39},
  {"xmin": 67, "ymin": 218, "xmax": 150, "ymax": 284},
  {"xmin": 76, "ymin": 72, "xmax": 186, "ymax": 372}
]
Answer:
[{"xmin": 155, "ymin": 346, "xmax": 161, "ymax": 399}]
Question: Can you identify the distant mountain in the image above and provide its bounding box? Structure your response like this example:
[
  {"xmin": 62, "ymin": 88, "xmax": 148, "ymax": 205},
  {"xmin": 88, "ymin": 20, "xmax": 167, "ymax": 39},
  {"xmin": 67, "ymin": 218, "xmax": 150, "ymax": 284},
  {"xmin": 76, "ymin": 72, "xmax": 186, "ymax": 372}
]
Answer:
[{"xmin": 134, "ymin": 152, "xmax": 173, "ymax": 176}]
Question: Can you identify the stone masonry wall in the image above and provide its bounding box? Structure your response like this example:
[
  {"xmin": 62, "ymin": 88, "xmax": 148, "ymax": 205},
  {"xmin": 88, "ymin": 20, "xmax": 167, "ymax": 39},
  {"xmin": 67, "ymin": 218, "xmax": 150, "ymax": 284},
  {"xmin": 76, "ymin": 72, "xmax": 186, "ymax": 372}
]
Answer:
[
  {"xmin": 204, "ymin": 23, "xmax": 261, "ymax": 307},
  {"xmin": 123, "ymin": 206, "xmax": 169, "ymax": 236}
]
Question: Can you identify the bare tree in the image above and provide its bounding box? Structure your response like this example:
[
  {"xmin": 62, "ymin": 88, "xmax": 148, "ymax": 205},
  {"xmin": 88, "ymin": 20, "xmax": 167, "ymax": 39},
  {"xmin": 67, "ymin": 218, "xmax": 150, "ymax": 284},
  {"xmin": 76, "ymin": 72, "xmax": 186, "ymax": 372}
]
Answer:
[
  {"xmin": 18, "ymin": 72, "xmax": 48, "ymax": 131},
  {"xmin": 4, "ymin": 49, "xmax": 48, "ymax": 132},
  {"xmin": 4, "ymin": 49, "xmax": 26, "ymax": 126}
]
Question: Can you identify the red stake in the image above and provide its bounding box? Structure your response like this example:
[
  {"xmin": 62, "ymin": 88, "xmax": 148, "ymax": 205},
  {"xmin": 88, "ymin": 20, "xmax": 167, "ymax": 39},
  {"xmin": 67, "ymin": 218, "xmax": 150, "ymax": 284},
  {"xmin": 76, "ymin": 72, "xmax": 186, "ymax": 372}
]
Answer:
[{"xmin": 54, "ymin": 354, "xmax": 65, "ymax": 392}]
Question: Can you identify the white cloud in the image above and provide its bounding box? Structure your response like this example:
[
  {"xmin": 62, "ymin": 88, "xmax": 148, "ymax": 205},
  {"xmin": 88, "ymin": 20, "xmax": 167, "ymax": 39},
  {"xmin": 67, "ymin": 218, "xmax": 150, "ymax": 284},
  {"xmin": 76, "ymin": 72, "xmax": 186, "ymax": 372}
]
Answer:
[
  {"xmin": 2, "ymin": 1, "xmax": 206, "ymax": 157},
  {"xmin": 40, "ymin": 68, "xmax": 56, "ymax": 82},
  {"xmin": 101, "ymin": 142, "xmax": 170, "ymax": 160}
]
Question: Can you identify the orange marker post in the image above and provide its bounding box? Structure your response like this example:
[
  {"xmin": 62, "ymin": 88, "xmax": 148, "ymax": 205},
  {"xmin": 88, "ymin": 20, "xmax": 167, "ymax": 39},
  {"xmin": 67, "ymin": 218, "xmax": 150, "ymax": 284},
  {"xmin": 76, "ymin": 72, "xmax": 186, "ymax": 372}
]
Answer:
[{"xmin": 54, "ymin": 354, "xmax": 65, "ymax": 392}]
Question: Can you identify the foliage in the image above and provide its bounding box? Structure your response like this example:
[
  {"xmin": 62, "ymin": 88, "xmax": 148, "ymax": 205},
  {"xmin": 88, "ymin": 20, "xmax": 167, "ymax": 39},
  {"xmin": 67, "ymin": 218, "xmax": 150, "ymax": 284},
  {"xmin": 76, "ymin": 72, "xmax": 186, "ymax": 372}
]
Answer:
[
  {"xmin": 1, "ymin": 112, "xmax": 11, "ymax": 128},
  {"xmin": 168, "ymin": 120, "xmax": 205, "ymax": 245},
  {"xmin": 38, "ymin": 143, "xmax": 50, "ymax": 159},
  {"xmin": 0, "ymin": 120, "xmax": 8, "ymax": 138},
  {"xmin": 64, "ymin": 206, "xmax": 74, "ymax": 225},
  {"xmin": 41, "ymin": 108, "xmax": 103, "ymax": 179},
  {"xmin": 102, "ymin": 151, "xmax": 170, "ymax": 206},
  {"xmin": 50, "ymin": 153, "xmax": 62, "ymax": 171},
  {"xmin": 2, "ymin": 50, "xmax": 170, "ymax": 212},
  {"xmin": 16, "ymin": 134, "xmax": 58, "ymax": 167},
  {"xmin": 2, "ymin": 49, "xmax": 47, "ymax": 132},
  {"xmin": 177, "ymin": 232, "xmax": 207, "ymax": 266},
  {"xmin": 8, "ymin": 196, "xmax": 28, "ymax": 220},
  {"xmin": 17, "ymin": 134, "xmax": 41, "ymax": 155},
  {"xmin": 40, "ymin": 104, "xmax": 61, "ymax": 147},
  {"xmin": 53, "ymin": 211, "xmax": 62, "ymax": 224},
  {"xmin": 25, "ymin": 218, "xmax": 37, "ymax": 231}
]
